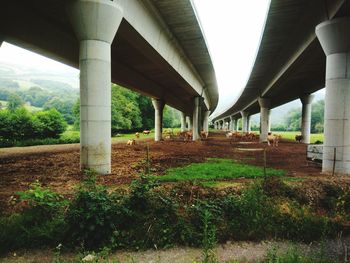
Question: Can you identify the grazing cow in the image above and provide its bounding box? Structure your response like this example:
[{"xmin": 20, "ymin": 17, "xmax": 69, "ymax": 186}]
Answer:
[
  {"xmin": 135, "ymin": 132, "xmax": 140, "ymax": 138},
  {"xmin": 226, "ymin": 132, "xmax": 233, "ymax": 138},
  {"xmin": 200, "ymin": 130, "xmax": 209, "ymax": 139},
  {"xmin": 295, "ymin": 135, "xmax": 303, "ymax": 143},
  {"xmin": 143, "ymin": 130, "xmax": 151, "ymax": 135},
  {"xmin": 267, "ymin": 133, "xmax": 282, "ymax": 147},
  {"xmin": 184, "ymin": 131, "xmax": 193, "ymax": 141},
  {"xmin": 126, "ymin": 139, "xmax": 136, "ymax": 146}
]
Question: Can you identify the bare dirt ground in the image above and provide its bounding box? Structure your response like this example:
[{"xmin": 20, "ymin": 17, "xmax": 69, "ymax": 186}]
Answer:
[
  {"xmin": 2, "ymin": 239, "xmax": 350, "ymax": 263},
  {"xmin": 1, "ymin": 132, "xmax": 350, "ymax": 213}
]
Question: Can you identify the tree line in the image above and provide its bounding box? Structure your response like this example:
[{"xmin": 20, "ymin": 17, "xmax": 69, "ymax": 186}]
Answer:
[{"xmin": 0, "ymin": 83, "xmax": 181, "ymax": 145}]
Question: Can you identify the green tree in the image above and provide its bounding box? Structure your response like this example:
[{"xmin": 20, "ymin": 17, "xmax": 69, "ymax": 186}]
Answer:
[
  {"xmin": 163, "ymin": 106, "xmax": 180, "ymax": 128},
  {"xmin": 7, "ymin": 94, "xmax": 24, "ymax": 112},
  {"xmin": 284, "ymin": 108, "xmax": 301, "ymax": 131},
  {"xmin": 34, "ymin": 109, "xmax": 67, "ymax": 138},
  {"xmin": 137, "ymin": 95, "xmax": 154, "ymax": 130},
  {"xmin": 311, "ymin": 100, "xmax": 324, "ymax": 133},
  {"xmin": 43, "ymin": 97, "xmax": 75, "ymax": 124}
]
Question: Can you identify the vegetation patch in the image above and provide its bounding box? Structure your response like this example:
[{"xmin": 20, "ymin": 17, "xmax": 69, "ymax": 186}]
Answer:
[
  {"xmin": 154, "ymin": 158, "xmax": 286, "ymax": 182},
  {"xmin": 0, "ymin": 174, "xmax": 344, "ymax": 255}
]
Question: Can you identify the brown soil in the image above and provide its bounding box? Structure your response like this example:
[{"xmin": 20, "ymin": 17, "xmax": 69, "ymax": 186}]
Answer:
[{"xmin": 1, "ymin": 132, "xmax": 350, "ymax": 213}]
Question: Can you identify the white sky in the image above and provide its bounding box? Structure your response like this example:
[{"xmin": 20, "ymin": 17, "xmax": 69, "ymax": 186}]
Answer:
[{"xmin": 0, "ymin": 1, "xmax": 270, "ymax": 115}]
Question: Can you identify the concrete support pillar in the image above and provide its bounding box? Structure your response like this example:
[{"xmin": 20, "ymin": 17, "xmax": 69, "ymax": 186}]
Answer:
[
  {"xmin": 152, "ymin": 99, "xmax": 165, "ymax": 142},
  {"xmin": 258, "ymin": 98, "xmax": 271, "ymax": 142},
  {"xmin": 229, "ymin": 116, "xmax": 234, "ymax": 131},
  {"xmin": 240, "ymin": 111, "xmax": 249, "ymax": 133},
  {"xmin": 231, "ymin": 118, "xmax": 237, "ymax": 132},
  {"xmin": 67, "ymin": 0, "xmax": 123, "ymax": 174},
  {"xmin": 187, "ymin": 116, "xmax": 193, "ymax": 130},
  {"xmin": 268, "ymin": 110, "xmax": 271, "ymax": 132},
  {"xmin": 192, "ymin": 97, "xmax": 200, "ymax": 140},
  {"xmin": 300, "ymin": 94, "xmax": 314, "ymax": 144},
  {"xmin": 203, "ymin": 110, "xmax": 210, "ymax": 133},
  {"xmin": 316, "ymin": 17, "xmax": 350, "ymax": 175},
  {"xmin": 180, "ymin": 112, "xmax": 186, "ymax": 132},
  {"xmin": 247, "ymin": 116, "xmax": 251, "ymax": 132}
]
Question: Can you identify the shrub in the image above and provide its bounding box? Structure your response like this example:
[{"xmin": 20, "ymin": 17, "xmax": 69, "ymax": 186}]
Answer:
[
  {"xmin": 0, "ymin": 182, "xmax": 68, "ymax": 253},
  {"xmin": 65, "ymin": 172, "xmax": 120, "ymax": 249}
]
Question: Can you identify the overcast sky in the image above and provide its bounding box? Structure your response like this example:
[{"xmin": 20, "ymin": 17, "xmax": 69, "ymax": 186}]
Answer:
[{"xmin": 0, "ymin": 1, "xmax": 270, "ymax": 115}]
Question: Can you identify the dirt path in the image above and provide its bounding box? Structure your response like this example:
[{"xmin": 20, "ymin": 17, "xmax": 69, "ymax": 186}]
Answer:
[
  {"xmin": 1, "ymin": 132, "xmax": 350, "ymax": 213},
  {"xmin": 1, "ymin": 238, "xmax": 350, "ymax": 262}
]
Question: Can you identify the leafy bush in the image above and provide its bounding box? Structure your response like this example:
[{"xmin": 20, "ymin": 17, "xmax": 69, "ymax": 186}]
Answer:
[
  {"xmin": 0, "ymin": 107, "xmax": 68, "ymax": 146},
  {"xmin": 0, "ymin": 181, "xmax": 68, "ymax": 253},
  {"xmin": 0, "ymin": 176, "xmax": 342, "ymax": 253},
  {"xmin": 65, "ymin": 172, "xmax": 120, "ymax": 249}
]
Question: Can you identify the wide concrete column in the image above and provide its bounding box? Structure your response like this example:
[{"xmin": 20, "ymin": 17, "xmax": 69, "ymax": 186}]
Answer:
[
  {"xmin": 180, "ymin": 112, "xmax": 186, "ymax": 132},
  {"xmin": 258, "ymin": 98, "xmax": 271, "ymax": 142},
  {"xmin": 192, "ymin": 97, "xmax": 200, "ymax": 140},
  {"xmin": 300, "ymin": 94, "xmax": 314, "ymax": 144},
  {"xmin": 152, "ymin": 99, "xmax": 165, "ymax": 142},
  {"xmin": 203, "ymin": 110, "xmax": 210, "ymax": 133},
  {"xmin": 67, "ymin": 0, "xmax": 123, "ymax": 174},
  {"xmin": 316, "ymin": 17, "xmax": 350, "ymax": 175},
  {"xmin": 231, "ymin": 118, "xmax": 237, "ymax": 132},
  {"xmin": 240, "ymin": 111, "xmax": 249, "ymax": 133},
  {"xmin": 229, "ymin": 116, "xmax": 234, "ymax": 131}
]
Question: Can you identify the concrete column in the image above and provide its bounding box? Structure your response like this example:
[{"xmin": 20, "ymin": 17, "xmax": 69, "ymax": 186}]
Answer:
[
  {"xmin": 152, "ymin": 99, "xmax": 165, "ymax": 142},
  {"xmin": 203, "ymin": 110, "xmax": 210, "ymax": 132},
  {"xmin": 240, "ymin": 111, "xmax": 249, "ymax": 133},
  {"xmin": 268, "ymin": 110, "xmax": 271, "ymax": 132},
  {"xmin": 316, "ymin": 17, "xmax": 350, "ymax": 175},
  {"xmin": 232, "ymin": 118, "xmax": 237, "ymax": 132},
  {"xmin": 300, "ymin": 94, "xmax": 314, "ymax": 144},
  {"xmin": 247, "ymin": 116, "xmax": 251, "ymax": 132},
  {"xmin": 229, "ymin": 116, "xmax": 234, "ymax": 131},
  {"xmin": 180, "ymin": 112, "xmax": 186, "ymax": 132},
  {"xmin": 258, "ymin": 98, "xmax": 271, "ymax": 142},
  {"xmin": 192, "ymin": 97, "xmax": 200, "ymax": 140},
  {"xmin": 67, "ymin": 0, "xmax": 123, "ymax": 174},
  {"xmin": 187, "ymin": 116, "xmax": 193, "ymax": 130}
]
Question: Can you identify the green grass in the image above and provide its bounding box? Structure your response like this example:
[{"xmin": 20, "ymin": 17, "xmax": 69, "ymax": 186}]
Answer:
[
  {"xmin": 154, "ymin": 158, "xmax": 286, "ymax": 182},
  {"xmin": 275, "ymin": 131, "xmax": 323, "ymax": 143}
]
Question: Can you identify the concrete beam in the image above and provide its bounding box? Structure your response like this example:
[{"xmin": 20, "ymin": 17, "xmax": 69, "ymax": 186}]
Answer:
[
  {"xmin": 316, "ymin": 17, "xmax": 350, "ymax": 175},
  {"xmin": 152, "ymin": 98, "xmax": 165, "ymax": 142},
  {"xmin": 258, "ymin": 98, "xmax": 271, "ymax": 142},
  {"xmin": 300, "ymin": 94, "xmax": 314, "ymax": 144},
  {"xmin": 67, "ymin": 0, "xmax": 123, "ymax": 175}
]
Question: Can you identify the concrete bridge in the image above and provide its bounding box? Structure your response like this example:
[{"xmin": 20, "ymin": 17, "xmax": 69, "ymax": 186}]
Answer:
[
  {"xmin": 212, "ymin": 0, "xmax": 350, "ymax": 175},
  {"xmin": 0, "ymin": 0, "xmax": 218, "ymax": 174}
]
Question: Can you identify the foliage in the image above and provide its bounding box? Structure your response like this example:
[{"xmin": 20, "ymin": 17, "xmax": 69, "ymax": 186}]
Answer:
[
  {"xmin": 0, "ymin": 182, "xmax": 68, "ymax": 253},
  {"xmin": 263, "ymin": 245, "xmax": 339, "ymax": 263},
  {"xmin": 65, "ymin": 172, "xmax": 120, "ymax": 249},
  {"xmin": 154, "ymin": 158, "xmax": 286, "ymax": 182},
  {"xmin": 7, "ymin": 93, "xmax": 24, "ymax": 111},
  {"xmin": 0, "ymin": 176, "xmax": 341, "ymax": 253},
  {"xmin": 0, "ymin": 107, "xmax": 67, "ymax": 144},
  {"xmin": 43, "ymin": 97, "xmax": 75, "ymax": 124},
  {"xmin": 163, "ymin": 105, "xmax": 181, "ymax": 128}
]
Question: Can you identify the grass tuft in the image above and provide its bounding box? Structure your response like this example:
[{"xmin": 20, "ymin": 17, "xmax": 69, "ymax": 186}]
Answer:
[{"xmin": 154, "ymin": 158, "xmax": 286, "ymax": 182}]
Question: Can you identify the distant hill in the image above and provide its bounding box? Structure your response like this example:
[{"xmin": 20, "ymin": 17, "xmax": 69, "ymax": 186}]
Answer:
[{"xmin": 0, "ymin": 62, "xmax": 78, "ymax": 92}]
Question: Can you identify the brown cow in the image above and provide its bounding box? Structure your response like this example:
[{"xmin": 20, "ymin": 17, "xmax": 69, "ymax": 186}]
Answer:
[
  {"xmin": 200, "ymin": 131, "xmax": 209, "ymax": 139},
  {"xmin": 295, "ymin": 135, "xmax": 303, "ymax": 143},
  {"xmin": 267, "ymin": 134, "xmax": 282, "ymax": 147},
  {"xmin": 126, "ymin": 139, "xmax": 136, "ymax": 146},
  {"xmin": 135, "ymin": 132, "xmax": 140, "ymax": 138}
]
